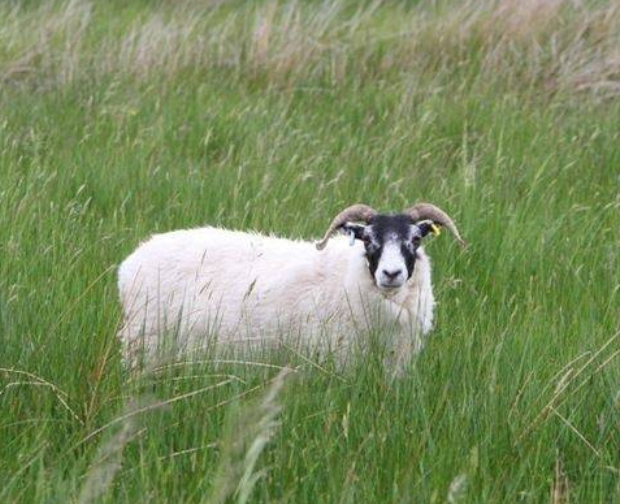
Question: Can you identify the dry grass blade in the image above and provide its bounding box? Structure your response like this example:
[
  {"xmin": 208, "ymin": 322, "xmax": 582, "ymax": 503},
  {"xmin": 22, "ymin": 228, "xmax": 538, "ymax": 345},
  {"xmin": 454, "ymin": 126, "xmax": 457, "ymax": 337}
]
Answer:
[
  {"xmin": 150, "ymin": 359, "xmax": 296, "ymax": 374},
  {"xmin": 279, "ymin": 341, "xmax": 347, "ymax": 382},
  {"xmin": 517, "ymin": 330, "xmax": 620, "ymax": 444},
  {"xmin": 0, "ymin": 368, "xmax": 83, "ymax": 424},
  {"xmin": 551, "ymin": 454, "xmax": 570, "ymax": 504},
  {"xmin": 157, "ymin": 443, "xmax": 217, "ymax": 462},
  {"xmin": 447, "ymin": 473, "xmax": 468, "ymax": 504},
  {"xmin": 550, "ymin": 406, "xmax": 600, "ymax": 457},
  {"xmin": 207, "ymin": 368, "xmax": 291, "ymax": 504},
  {"xmin": 2, "ymin": 0, "xmax": 620, "ymax": 97},
  {"xmin": 77, "ymin": 399, "xmax": 148, "ymax": 504},
  {"xmin": 72, "ymin": 379, "xmax": 235, "ymax": 451}
]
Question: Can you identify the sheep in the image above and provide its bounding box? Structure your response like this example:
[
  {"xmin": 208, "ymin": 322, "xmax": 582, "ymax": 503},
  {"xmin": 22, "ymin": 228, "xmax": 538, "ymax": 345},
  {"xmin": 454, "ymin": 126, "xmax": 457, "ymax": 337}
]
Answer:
[{"xmin": 117, "ymin": 203, "xmax": 465, "ymax": 370}]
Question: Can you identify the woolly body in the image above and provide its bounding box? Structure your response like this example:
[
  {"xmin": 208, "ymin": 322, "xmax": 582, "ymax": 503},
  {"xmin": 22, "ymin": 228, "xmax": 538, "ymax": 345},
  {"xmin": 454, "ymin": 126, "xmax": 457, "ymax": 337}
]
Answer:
[{"xmin": 118, "ymin": 227, "xmax": 435, "ymax": 363}]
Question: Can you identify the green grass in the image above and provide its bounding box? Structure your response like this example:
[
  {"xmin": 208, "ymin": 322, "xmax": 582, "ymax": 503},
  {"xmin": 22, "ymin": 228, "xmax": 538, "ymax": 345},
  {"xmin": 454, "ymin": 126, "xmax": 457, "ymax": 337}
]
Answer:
[{"xmin": 1, "ymin": 1, "xmax": 619, "ymax": 502}]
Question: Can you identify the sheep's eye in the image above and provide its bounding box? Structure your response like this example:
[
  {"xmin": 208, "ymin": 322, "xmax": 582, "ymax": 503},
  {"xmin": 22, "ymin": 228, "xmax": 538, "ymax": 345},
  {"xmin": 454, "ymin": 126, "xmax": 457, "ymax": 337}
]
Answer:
[{"xmin": 364, "ymin": 239, "xmax": 378, "ymax": 252}]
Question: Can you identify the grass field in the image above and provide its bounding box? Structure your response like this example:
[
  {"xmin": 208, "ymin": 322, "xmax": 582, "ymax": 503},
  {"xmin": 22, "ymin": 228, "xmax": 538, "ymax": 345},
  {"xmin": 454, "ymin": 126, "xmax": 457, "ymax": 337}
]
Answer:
[{"xmin": 1, "ymin": 1, "xmax": 620, "ymax": 502}]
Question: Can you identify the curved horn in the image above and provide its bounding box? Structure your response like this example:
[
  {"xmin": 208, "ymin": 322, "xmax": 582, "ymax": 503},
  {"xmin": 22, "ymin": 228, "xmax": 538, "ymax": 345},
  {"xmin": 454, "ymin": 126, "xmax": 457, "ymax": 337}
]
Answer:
[
  {"xmin": 404, "ymin": 202, "xmax": 466, "ymax": 247},
  {"xmin": 315, "ymin": 204, "xmax": 377, "ymax": 250}
]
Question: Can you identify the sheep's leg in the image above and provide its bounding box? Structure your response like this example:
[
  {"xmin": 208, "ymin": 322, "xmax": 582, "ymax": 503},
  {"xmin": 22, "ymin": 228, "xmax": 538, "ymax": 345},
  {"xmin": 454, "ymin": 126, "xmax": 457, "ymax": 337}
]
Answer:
[{"xmin": 383, "ymin": 318, "xmax": 426, "ymax": 377}]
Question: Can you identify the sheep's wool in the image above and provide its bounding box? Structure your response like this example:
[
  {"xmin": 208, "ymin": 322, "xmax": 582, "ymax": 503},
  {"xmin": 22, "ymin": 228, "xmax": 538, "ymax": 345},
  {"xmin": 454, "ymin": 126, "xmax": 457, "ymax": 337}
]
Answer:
[{"xmin": 118, "ymin": 227, "xmax": 435, "ymax": 365}]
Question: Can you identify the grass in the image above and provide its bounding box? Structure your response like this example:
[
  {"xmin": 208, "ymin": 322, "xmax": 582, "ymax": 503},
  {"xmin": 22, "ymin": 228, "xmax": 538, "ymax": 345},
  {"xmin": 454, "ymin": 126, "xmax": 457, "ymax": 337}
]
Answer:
[{"xmin": 0, "ymin": 0, "xmax": 619, "ymax": 502}]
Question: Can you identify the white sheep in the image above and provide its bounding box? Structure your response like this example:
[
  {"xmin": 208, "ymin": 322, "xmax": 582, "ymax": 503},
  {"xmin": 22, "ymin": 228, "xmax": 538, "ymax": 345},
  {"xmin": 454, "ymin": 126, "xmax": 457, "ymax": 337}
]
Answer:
[{"xmin": 118, "ymin": 203, "xmax": 464, "ymax": 370}]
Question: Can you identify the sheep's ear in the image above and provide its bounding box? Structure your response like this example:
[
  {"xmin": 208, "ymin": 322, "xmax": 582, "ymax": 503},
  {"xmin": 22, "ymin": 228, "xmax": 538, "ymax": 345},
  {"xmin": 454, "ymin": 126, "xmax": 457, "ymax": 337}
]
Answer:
[
  {"xmin": 341, "ymin": 222, "xmax": 367, "ymax": 241},
  {"xmin": 416, "ymin": 220, "xmax": 440, "ymax": 239}
]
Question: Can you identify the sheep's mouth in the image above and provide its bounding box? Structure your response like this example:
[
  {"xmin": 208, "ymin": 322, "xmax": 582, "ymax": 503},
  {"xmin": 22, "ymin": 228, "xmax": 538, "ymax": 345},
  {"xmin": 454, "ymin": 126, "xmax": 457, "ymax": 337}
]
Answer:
[{"xmin": 377, "ymin": 282, "xmax": 404, "ymax": 293}]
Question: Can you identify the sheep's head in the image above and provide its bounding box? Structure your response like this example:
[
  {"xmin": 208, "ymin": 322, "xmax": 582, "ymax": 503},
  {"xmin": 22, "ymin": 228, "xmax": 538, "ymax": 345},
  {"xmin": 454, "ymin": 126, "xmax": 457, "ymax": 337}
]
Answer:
[{"xmin": 316, "ymin": 203, "xmax": 465, "ymax": 292}]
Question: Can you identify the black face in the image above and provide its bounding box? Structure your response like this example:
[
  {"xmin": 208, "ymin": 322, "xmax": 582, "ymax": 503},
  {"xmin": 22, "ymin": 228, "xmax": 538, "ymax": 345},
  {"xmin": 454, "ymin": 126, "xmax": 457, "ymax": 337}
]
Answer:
[{"xmin": 342, "ymin": 214, "xmax": 436, "ymax": 289}]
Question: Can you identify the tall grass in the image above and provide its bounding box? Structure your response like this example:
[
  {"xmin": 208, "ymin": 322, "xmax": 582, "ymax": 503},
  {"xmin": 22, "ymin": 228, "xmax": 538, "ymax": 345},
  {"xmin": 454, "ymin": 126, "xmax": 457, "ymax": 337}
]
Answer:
[
  {"xmin": 2, "ymin": 0, "xmax": 620, "ymax": 97},
  {"xmin": 0, "ymin": 0, "xmax": 619, "ymax": 502}
]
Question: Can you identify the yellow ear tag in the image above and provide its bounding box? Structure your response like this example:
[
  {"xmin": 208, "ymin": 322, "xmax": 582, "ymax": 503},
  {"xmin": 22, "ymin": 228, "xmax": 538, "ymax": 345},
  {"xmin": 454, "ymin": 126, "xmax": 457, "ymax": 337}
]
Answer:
[{"xmin": 430, "ymin": 223, "xmax": 441, "ymax": 237}]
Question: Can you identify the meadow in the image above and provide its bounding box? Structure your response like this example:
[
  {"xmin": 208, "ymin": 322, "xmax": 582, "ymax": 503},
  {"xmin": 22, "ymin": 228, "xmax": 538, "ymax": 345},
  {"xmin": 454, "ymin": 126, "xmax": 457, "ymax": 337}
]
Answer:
[{"xmin": 1, "ymin": 0, "xmax": 619, "ymax": 502}]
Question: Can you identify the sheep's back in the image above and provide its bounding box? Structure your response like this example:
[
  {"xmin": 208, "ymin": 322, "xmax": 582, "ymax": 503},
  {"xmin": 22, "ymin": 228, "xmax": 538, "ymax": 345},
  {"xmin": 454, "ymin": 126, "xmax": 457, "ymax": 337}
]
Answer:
[{"xmin": 117, "ymin": 227, "xmax": 331, "ymax": 349}]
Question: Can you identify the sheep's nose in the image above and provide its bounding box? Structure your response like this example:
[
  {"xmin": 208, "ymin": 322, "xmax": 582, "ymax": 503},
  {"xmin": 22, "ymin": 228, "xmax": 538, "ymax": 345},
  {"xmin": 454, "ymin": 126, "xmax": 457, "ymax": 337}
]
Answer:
[{"xmin": 382, "ymin": 268, "xmax": 402, "ymax": 280}]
